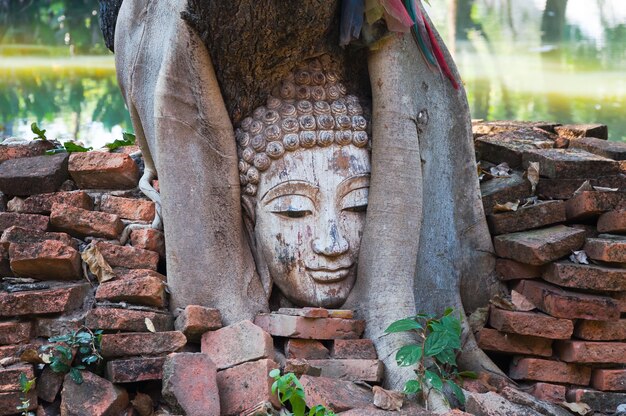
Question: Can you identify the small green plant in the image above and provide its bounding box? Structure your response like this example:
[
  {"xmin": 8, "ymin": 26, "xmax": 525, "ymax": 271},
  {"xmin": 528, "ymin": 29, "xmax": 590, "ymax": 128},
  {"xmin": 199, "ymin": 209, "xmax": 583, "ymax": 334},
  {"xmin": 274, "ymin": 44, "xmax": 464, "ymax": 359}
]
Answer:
[
  {"xmin": 42, "ymin": 327, "xmax": 104, "ymax": 384},
  {"xmin": 269, "ymin": 369, "xmax": 335, "ymax": 416},
  {"xmin": 105, "ymin": 132, "xmax": 136, "ymax": 150},
  {"xmin": 31, "ymin": 122, "xmax": 47, "ymax": 141},
  {"xmin": 385, "ymin": 308, "xmax": 476, "ymax": 405},
  {"xmin": 16, "ymin": 373, "xmax": 36, "ymax": 416},
  {"xmin": 45, "ymin": 141, "xmax": 92, "ymax": 155}
]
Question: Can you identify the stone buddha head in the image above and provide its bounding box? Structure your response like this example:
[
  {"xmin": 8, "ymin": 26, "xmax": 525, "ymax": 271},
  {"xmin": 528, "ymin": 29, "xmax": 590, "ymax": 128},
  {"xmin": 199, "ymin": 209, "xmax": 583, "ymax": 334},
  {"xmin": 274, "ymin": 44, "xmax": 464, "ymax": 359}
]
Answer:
[{"xmin": 237, "ymin": 60, "xmax": 371, "ymax": 308}]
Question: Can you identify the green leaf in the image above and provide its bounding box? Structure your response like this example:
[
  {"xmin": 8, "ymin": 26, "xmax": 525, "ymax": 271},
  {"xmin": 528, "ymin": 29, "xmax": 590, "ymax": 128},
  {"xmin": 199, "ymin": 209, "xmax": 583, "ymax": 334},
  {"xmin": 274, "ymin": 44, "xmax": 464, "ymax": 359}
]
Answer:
[
  {"xmin": 447, "ymin": 380, "xmax": 465, "ymax": 405},
  {"xmin": 55, "ymin": 345, "xmax": 73, "ymax": 360},
  {"xmin": 395, "ymin": 344, "xmax": 423, "ymax": 367},
  {"xmin": 385, "ymin": 318, "xmax": 423, "ymax": 333},
  {"xmin": 69, "ymin": 368, "xmax": 83, "ymax": 384},
  {"xmin": 434, "ymin": 348, "xmax": 457, "ymax": 366},
  {"xmin": 63, "ymin": 142, "xmax": 92, "ymax": 153},
  {"xmin": 290, "ymin": 395, "xmax": 306, "ymax": 416},
  {"xmin": 425, "ymin": 370, "xmax": 443, "ymax": 391},
  {"xmin": 424, "ymin": 331, "xmax": 448, "ymax": 357},
  {"xmin": 269, "ymin": 369, "xmax": 281, "ymax": 379},
  {"xmin": 105, "ymin": 132, "xmax": 136, "ymax": 150},
  {"xmin": 82, "ymin": 355, "xmax": 99, "ymax": 365},
  {"xmin": 458, "ymin": 371, "xmax": 478, "ymax": 379},
  {"xmin": 271, "ymin": 380, "xmax": 278, "ymax": 395},
  {"xmin": 31, "ymin": 122, "xmax": 47, "ymax": 140},
  {"xmin": 403, "ymin": 379, "xmax": 422, "ymax": 394},
  {"xmin": 49, "ymin": 334, "xmax": 71, "ymax": 343},
  {"xmin": 49, "ymin": 359, "xmax": 70, "ymax": 374},
  {"xmin": 79, "ymin": 346, "xmax": 90, "ymax": 354},
  {"xmin": 122, "ymin": 132, "xmax": 136, "ymax": 143}
]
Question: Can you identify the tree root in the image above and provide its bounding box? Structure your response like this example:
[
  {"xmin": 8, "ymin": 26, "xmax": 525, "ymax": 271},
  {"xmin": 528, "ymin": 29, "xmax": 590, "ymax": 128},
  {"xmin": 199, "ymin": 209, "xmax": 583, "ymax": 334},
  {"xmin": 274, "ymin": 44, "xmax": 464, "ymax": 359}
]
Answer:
[{"xmin": 119, "ymin": 164, "xmax": 163, "ymax": 245}]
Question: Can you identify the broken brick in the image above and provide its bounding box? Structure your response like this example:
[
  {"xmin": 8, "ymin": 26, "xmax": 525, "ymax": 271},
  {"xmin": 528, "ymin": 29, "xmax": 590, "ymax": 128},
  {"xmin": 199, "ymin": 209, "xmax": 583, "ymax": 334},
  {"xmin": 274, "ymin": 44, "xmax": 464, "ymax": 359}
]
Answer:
[
  {"xmin": 475, "ymin": 128, "xmax": 556, "ymax": 168},
  {"xmin": 0, "ymin": 212, "xmax": 48, "ymax": 232},
  {"xmin": 575, "ymin": 320, "xmax": 626, "ymax": 341},
  {"xmin": 555, "ymin": 123, "xmax": 608, "ymax": 141},
  {"xmin": 0, "ymin": 153, "xmax": 68, "ymax": 196},
  {"xmin": 1, "ymin": 226, "xmax": 75, "ymax": 250},
  {"xmin": 37, "ymin": 365, "xmax": 64, "ymax": 402},
  {"xmin": 565, "ymin": 191, "xmax": 624, "ymax": 220},
  {"xmin": 0, "ymin": 364, "xmax": 34, "ymax": 392},
  {"xmin": 112, "ymin": 268, "xmax": 166, "ymax": 281},
  {"xmin": 100, "ymin": 331, "xmax": 186, "ymax": 359},
  {"xmin": 487, "ymin": 200, "xmax": 566, "ymax": 235},
  {"xmin": 556, "ymin": 340, "xmax": 626, "ymax": 364},
  {"xmin": 0, "ymin": 321, "xmax": 32, "ymax": 345},
  {"xmin": 216, "ymin": 359, "xmax": 280, "ymax": 415},
  {"xmin": 509, "ymin": 357, "xmax": 591, "ymax": 385},
  {"xmin": 481, "ymin": 172, "xmax": 532, "ymax": 215},
  {"xmin": 473, "ymin": 121, "xmax": 560, "ymax": 137},
  {"xmin": 570, "ymin": 136, "xmax": 626, "ymax": 160},
  {"xmin": 50, "ymin": 203, "xmax": 124, "ymax": 239},
  {"xmin": 95, "ymin": 276, "xmax": 166, "ymax": 308},
  {"xmin": 85, "ymin": 307, "xmax": 173, "ymax": 333},
  {"xmin": 0, "ymin": 140, "xmax": 55, "ymax": 163},
  {"xmin": 478, "ymin": 327, "xmax": 553, "ymax": 356},
  {"xmin": 285, "ymin": 339, "xmax": 330, "ymax": 359},
  {"xmin": 305, "ymin": 359, "xmax": 383, "ymax": 383},
  {"xmin": 7, "ymin": 191, "xmax": 92, "ymax": 214},
  {"xmin": 68, "ymin": 152, "xmax": 139, "ymax": 190},
  {"xmin": 528, "ymin": 383, "xmax": 566, "ymax": 403},
  {"xmin": 495, "ymin": 259, "xmax": 543, "ymax": 281},
  {"xmin": 331, "ymin": 339, "xmax": 377, "ymax": 360},
  {"xmin": 129, "ymin": 228, "xmax": 165, "ymax": 258},
  {"xmin": 94, "ymin": 241, "xmax": 159, "ymax": 271},
  {"xmin": 536, "ymin": 175, "xmax": 626, "ymax": 200},
  {"xmin": 60, "ymin": 371, "xmax": 129, "ymax": 416},
  {"xmin": 100, "ymin": 195, "xmax": 155, "ymax": 222},
  {"xmin": 9, "ymin": 240, "xmax": 81, "ymax": 281},
  {"xmin": 35, "ymin": 315, "xmax": 85, "ymax": 338},
  {"xmin": 300, "ymin": 375, "xmax": 373, "ymax": 413},
  {"xmin": 174, "ymin": 305, "xmax": 222, "ymax": 343},
  {"xmin": 201, "ymin": 320, "xmax": 273, "ymax": 370},
  {"xmin": 522, "ymin": 148, "xmax": 621, "ymax": 179},
  {"xmin": 584, "ymin": 236, "xmax": 626, "ymax": 264},
  {"xmin": 105, "ymin": 356, "xmax": 166, "ymax": 383},
  {"xmin": 543, "ymin": 261, "xmax": 626, "ymax": 291},
  {"xmin": 0, "ymin": 390, "xmax": 37, "ymax": 415},
  {"xmin": 489, "ymin": 308, "xmax": 573, "ymax": 339},
  {"xmin": 254, "ymin": 313, "xmax": 365, "ymax": 340},
  {"xmin": 566, "ymin": 389, "xmax": 626, "ymax": 413},
  {"xmin": 0, "ymin": 283, "xmax": 89, "ymax": 317},
  {"xmin": 591, "ymin": 369, "xmax": 626, "ymax": 392},
  {"xmin": 597, "ymin": 209, "xmax": 626, "ymax": 234}
]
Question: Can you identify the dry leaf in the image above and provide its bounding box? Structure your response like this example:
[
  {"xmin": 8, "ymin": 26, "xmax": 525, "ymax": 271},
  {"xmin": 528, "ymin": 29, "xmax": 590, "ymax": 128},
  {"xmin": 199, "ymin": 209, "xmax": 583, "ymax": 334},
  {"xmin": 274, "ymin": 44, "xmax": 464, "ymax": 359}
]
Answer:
[
  {"xmin": 560, "ymin": 401, "xmax": 592, "ymax": 415},
  {"xmin": 81, "ymin": 243, "xmax": 116, "ymax": 283},
  {"xmin": 490, "ymin": 163, "xmax": 513, "ymax": 177},
  {"xmin": 373, "ymin": 386, "xmax": 404, "ymax": 411},
  {"xmin": 511, "ymin": 290, "xmax": 536, "ymax": 312},
  {"xmin": 521, "ymin": 196, "xmax": 539, "ymax": 208},
  {"xmin": 490, "ymin": 295, "xmax": 516, "ymax": 311},
  {"xmin": 468, "ymin": 307, "xmax": 489, "ymax": 334},
  {"xmin": 20, "ymin": 349, "xmax": 44, "ymax": 364},
  {"xmin": 145, "ymin": 318, "xmax": 156, "ymax": 333},
  {"xmin": 40, "ymin": 352, "xmax": 52, "ymax": 364},
  {"xmin": 526, "ymin": 162, "xmax": 540, "ymax": 194},
  {"xmin": 131, "ymin": 392, "xmax": 155, "ymax": 416},
  {"xmin": 493, "ymin": 200, "xmax": 520, "ymax": 213},
  {"xmin": 570, "ymin": 250, "xmax": 589, "ymax": 265},
  {"xmin": 573, "ymin": 180, "xmax": 593, "ymax": 195}
]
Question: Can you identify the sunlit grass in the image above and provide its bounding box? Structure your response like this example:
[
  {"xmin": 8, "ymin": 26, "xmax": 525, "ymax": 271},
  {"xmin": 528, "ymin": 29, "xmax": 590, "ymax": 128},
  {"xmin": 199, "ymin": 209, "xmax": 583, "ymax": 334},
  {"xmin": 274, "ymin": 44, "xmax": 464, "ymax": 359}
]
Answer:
[{"xmin": 0, "ymin": 56, "xmax": 116, "ymax": 77}]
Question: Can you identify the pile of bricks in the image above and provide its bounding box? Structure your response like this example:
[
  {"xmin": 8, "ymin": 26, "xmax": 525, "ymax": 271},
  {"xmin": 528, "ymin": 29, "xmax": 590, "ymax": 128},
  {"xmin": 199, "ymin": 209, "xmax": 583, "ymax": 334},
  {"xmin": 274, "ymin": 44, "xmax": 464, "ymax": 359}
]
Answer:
[{"xmin": 474, "ymin": 121, "xmax": 626, "ymax": 414}]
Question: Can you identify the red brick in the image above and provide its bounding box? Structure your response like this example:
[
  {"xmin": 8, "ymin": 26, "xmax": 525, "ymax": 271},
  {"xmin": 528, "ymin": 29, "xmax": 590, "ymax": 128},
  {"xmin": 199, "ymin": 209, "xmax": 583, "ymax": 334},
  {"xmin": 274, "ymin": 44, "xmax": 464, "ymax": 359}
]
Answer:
[
  {"xmin": 477, "ymin": 328, "xmax": 552, "ymax": 357},
  {"xmin": 613, "ymin": 292, "xmax": 626, "ymax": 313},
  {"xmin": 591, "ymin": 369, "xmax": 626, "ymax": 391},
  {"xmin": 543, "ymin": 261, "xmax": 626, "ymax": 291},
  {"xmin": 9, "ymin": 240, "xmax": 81, "ymax": 280},
  {"xmin": 0, "ymin": 321, "xmax": 32, "ymax": 345},
  {"xmin": 284, "ymin": 358, "xmax": 322, "ymax": 378},
  {"xmin": 300, "ymin": 375, "xmax": 373, "ymax": 413},
  {"xmin": 575, "ymin": 320, "xmax": 626, "ymax": 341},
  {"xmin": 100, "ymin": 195, "xmax": 155, "ymax": 222},
  {"xmin": 584, "ymin": 236, "xmax": 626, "ymax": 264},
  {"xmin": 480, "ymin": 172, "xmax": 532, "ymax": 215},
  {"xmin": 489, "ymin": 308, "xmax": 573, "ymax": 339},
  {"xmin": 493, "ymin": 225, "xmax": 586, "ymax": 265},
  {"xmin": 0, "ymin": 364, "xmax": 34, "ymax": 392},
  {"xmin": 537, "ymin": 175, "xmax": 626, "ymax": 200},
  {"xmin": 555, "ymin": 123, "xmax": 608, "ymax": 140},
  {"xmin": 174, "ymin": 305, "xmax": 222, "ymax": 343},
  {"xmin": 0, "ymin": 212, "xmax": 48, "ymax": 232},
  {"xmin": 566, "ymin": 389, "xmax": 626, "ymax": 413},
  {"xmin": 473, "ymin": 121, "xmax": 560, "ymax": 137},
  {"xmin": 37, "ymin": 365, "xmax": 64, "ymax": 402},
  {"xmin": 112, "ymin": 268, "xmax": 166, "ymax": 281},
  {"xmin": 0, "ymin": 246, "xmax": 10, "ymax": 277},
  {"xmin": 0, "ymin": 140, "xmax": 55, "ymax": 163},
  {"xmin": 1, "ymin": 226, "xmax": 75, "ymax": 250},
  {"xmin": 487, "ymin": 200, "xmax": 566, "ymax": 235},
  {"xmin": 0, "ymin": 390, "xmax": 37, "ymax": 415},
  {"xmin": 513, "ymin": 279, "xmax": 620, "ymax": 321},
  {"xmin": 495, "ymin": 259, "xmax": 543, "ymax": 281},
  {"xmin": 95, "ymin": 276, "xmax": 166, "ymax": 307},
  {"xmin": 277, "ymin": 307, "xmax": 330, "ymax": 318},
  {"xmin": 328, "ymin": 310, "xmax": 354, "ymax": 319},
  {"xmin": 570, "ymin": 136, "xmax": 626, "ymax": 160},
  {"xmin": 7, "ymin": 191, "xmax": 92, "ymax": 214},
  {"xmin": 216, "ymin": 359, "xmax": 280, "ymax": 415},
  {"xmin": 0, "ymin": 153, "xmax": 69, "ymax": 196},
  {"xmin": 85, "ymin": 307, "xmax": 173, "ymax": 332},
  {"xmin": 556, "ymin": 340, "xmax": 626, "ymax": 364},
  {"xmin": 105, "ymin": 356, "xmax": 166, "ymax": 383},
  {"xmin": 0, "ymin": 283, "xmax": 89, "ymax": 317},
  {"xmin": 201, "ymin": 320, "xmax": 273, "ymax": 370},
  {"xmin": 129, "ymin": 228, "xmax": 165, "ymax": 258},
  {"xmin": 285, "ymin": 339, "xmax": 330, "ymax": 359},
  {"xmin": 35, "ymin": 315, "xmax": 84, "ymax": 338},
  {"xmin": 100, "ymin": 331, "xmax": 186, "ymax": 359},
  {"xmin": 94, "ymin": 241, "xmax": 158, "ymax": 271},
  {"xmin": 509, "ymin": 357, "xmax": 591, "ymax": 385},
  {"xmin": 305, "ymin": 359, "xmax": 383, "ymax": 383},
  {"xmin": 331, "ymin": 339, "xmax": 377, "ymax": 359},
  {"xmin": 566, "ymin": 191, "xmax": 624, "ymax": 220},
  {"xmin": 68, "ymin": 152, "xmax": 139, "ymax": 189},
  {"xmin": 598, "ymin": 209, "xmax": 626, "ymax": 233},
  {"xmin": 522, "ymin": 148, "xmax": 621, "ymax": 179},
  {"xmin": 60, "ymin": 371, "xmax": 129, "ymax": 416},
  {"xmin": 50, "ymin": 203, "xmax": 123, "ymax": 239},
  {"xmin": 475, "ymin": 128, "xmax": 556, "ymax": 168},
  {"xmin": 254, "ymin": 313, "xmax": 365, "ymax": 340},
  {"xmin": 162, "ymin": 353, "xmax": 220, "ymax": 415},
  {"xmin": 528, "ymin": 383, "xmax": 566, "ymax": 403}
]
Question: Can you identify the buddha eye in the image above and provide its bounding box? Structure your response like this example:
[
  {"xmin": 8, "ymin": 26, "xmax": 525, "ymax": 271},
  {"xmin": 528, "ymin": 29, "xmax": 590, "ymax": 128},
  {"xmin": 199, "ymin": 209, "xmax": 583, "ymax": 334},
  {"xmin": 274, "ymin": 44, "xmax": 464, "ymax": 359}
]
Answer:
[
  {"xmin": 268, "ymin": 195, "xmax": 314, "ymax": 219},
  {"xmin": 280, "ymin": 209, "xmax": 312, "ymax": 218},
  {"xmin": 341, "ymin": 188, "xmax": 369, "ymax": 213}
]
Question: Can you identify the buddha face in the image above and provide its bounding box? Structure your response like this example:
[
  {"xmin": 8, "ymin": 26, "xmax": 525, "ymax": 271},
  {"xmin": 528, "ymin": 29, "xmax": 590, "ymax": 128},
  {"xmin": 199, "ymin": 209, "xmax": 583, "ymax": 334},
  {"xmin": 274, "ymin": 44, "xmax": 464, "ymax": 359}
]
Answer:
[{"xmin": 255, "ymin": 144, "xmax": 370, "ymax": 307}]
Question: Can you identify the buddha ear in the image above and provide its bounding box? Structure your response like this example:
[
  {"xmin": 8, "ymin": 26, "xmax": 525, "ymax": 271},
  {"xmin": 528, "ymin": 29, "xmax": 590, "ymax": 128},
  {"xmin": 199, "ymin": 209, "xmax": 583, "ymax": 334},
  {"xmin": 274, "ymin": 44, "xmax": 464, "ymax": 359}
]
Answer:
[{"xmin": 241, "ymin": 195, "xmax": 273, "ymax": 298}]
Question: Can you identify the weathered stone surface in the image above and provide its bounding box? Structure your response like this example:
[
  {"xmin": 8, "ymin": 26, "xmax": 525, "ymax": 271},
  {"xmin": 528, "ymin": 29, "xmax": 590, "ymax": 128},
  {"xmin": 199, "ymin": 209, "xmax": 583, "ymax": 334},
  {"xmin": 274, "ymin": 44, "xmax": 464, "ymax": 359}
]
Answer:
[
  {"xmin": 509, "ymin": 357, "xmax": 591, "ymax": 385},
  {"xmin": 480, "ymin": 172, "xmax": 532, "ymax": 215},
  {"xmin": 495, "ymin": 259, "xmax": 543, "ymax": 281},
  {"xmin": 86, "ymin": 307, "xmax": 173, "ymax": 332},
  {"xmin": 565, "ymin": 191, "xmax": 625, "ymax": 220},
  {"xmin": 556, "ymin": 340, "xmax": 626, "ymax": 364},
  {"xmin": 584, "ymin": 236, "xmax": 626, "ymax": 264},
  {"xmin": 9, "ymin": 240, "xmax": 81, "ymax": 280},
  {"xmin": 465, "ymin": 391, "xmax": 544, "ymax": 416},
  {"xmin": 1, "ymin": 226, "xmax": 75, "ymax": 250},
  {"xmin": 0, "ymin": 364, "xmax": 34, "ymax": 392},
  {"xmin": 614, "ymin": 292, "xmax": 626, "ymax": 313},
  {"xmin": 536, "ymin": 175, "xmax": 626, "ymax": 200},
  {"xmin": 50, "ymin": 203, "xmax": 124, "ymax": 239},
  {"xmin": 543, "ymin": 261, "xmax": 626, "ymax": 291},
  {"xmin": 37, "ymin": 365, "xmax": 64, "ymax": 402},
  {"xmin": 555, "ymin": 123, "xmax": 608, "ymax": 140},
  {"xmin": 254, "ymin": 313, "xmax": 365, "ymax": 340},
  {"xmin": 0, "ymin": 153, "xmax": 68, "ymax": 196},
  {"xmin": 570, "ymin": 136, "xmax": 626, "ymax": 160},
  {"xmin": 100, "ymin": 331, "xmax": 186, "ymax": 359},
  {"xmin": 522, "ymin": 148, "xmax": 621, "ymax": 179},
  {"xmin": 566, "ymin": 389, "xmax": 626, "ymax": 413},
  {"xmin": 112, "ymin": 268, "xmax": 166, "ymax": 281},
  {"xmin": 0, "ymin": 212, "xmax": 48, "ymax": 232},
  {"xmin": 487, "ymin": 200, "xmax": 566, "ymax": 235},
  {"xmin": 162, "ymin": 353, "xmax": 220, "ymax": 416},
  {"xmin": 493, "ymin": 225, "xmax": 586, "ymax": 265},
  {"xmin": 129, "ymin": 228, "xmax": 165, "ymax": 258},
  {"xmin": 277, "ymin": 307, "xmax": 331, "ymax": 318},
  {"xmin": 305, "ymin": 359, "xmax": 384, "ymax": 383},
  {"xmin": 0, "ymin": 140, "xmax": 55, "ymax": 163},
  {"xmin": 591, "ymin": 369, "xmax": 626, "ymax": 392},
  {"xmin": 0, "ymin": 283, "xmax": 89, "ymax": 316},
  {"xmin": 105, "ymin": 356, "xmax": 166, "ymax": 383},
  {"xmin": 337, "ymin": 405, "xmax": 435, "ymax": 415},
  {"xmin": 216, "ymin": 359, "xmax": 280, "ymax": 415},
  {"xmin": 500, "ymin": 387, "xmax": 572, "ymax": 416},
  {"xmin": 285, "ymin": 339, "xmax": 330, "ymax": 359},
  {"xmin": 331, "ymin": 339, "xmax": 377, "ymax": 359},
  {"xmin": 100, "ymin": 195, "xmax": 155, "ymax": 222},
  {"xmin": 95, "ymin": 276, "xmax": 166, "ymax": 307},
  {"xmin": 489, "ymin": 308, "xmax": 573, "ymax": 339},
  {"xmin": 94, "ymin": 241, "xmax": 159, "ymax": 271},
  {"xmin": 477, "ymin": 328, "xmax": 552, "ymax": 357},
  {"xmin": 528, "ymin": 383, "xmax": 566, "ymax": 404},
  {"xmin": 300, "ymin": 375, "xmax": 373, "ymax": 413},
  {"xmin": 0, "ymin": 245, "xmax": 10, "ymax": 277},
  {"xmin": 284, "ymin": 358, "xmax": 322, "ymax": 378},
  {"xmin": 513, "ymin": 279, "xmax": 620, "ymax": 321},
  {"xmin": 7, "ymin": 191, "xmax": 92, "ymax": 214},
  {"xmin": 60, "ymin": 371, "xmax": 129, "ymax": 416},
  {"xmin": 598, "ymin": 209, "xmax": 626, "ymax": 234},
  {"xmin": 575, "ymin": 320, "xmax": 626, "ymax": 344},
  {"xmin": 68, "ymin": 152, "xmax": 139, "ymax": 189},
  {"xmin": 0, "ymin": 321, "xmax": 32, "ymax": 345},
  {"xmin": 473, "ymin": 121, "xmax": 560, "ymax": 137},
  {"xmin": 174, "ymin": 305, "xmax": 222, "ymax": 342},
  {"xmin": 35, "ymin": 314, "xmax": 85, "ymax": 338},
  {"xmin": 0, "ymin": 390, "xmax": 37, "ymax": 415},
  {"xmin": 475, "ymin": 128, "xmax": 555, "ymax": 168},
  {"xmin": 201, "ymin": 320, "xmax": 273, "ymax": 370}
]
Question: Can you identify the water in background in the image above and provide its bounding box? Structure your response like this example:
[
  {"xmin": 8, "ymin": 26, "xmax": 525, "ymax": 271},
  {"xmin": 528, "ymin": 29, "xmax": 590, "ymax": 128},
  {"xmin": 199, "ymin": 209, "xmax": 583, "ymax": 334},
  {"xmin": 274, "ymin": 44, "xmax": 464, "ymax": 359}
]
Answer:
[{"xmin": 0, "ymin": 0, "xmax": 624, "ymax": 147}]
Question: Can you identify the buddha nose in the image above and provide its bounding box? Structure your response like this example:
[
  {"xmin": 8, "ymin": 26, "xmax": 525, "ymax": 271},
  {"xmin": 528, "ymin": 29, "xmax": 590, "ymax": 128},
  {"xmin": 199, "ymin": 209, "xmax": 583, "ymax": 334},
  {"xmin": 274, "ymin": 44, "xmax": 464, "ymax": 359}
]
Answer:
[{"xmin": 312, "ymin": 220, "xmax": 349, "ymax": 257}]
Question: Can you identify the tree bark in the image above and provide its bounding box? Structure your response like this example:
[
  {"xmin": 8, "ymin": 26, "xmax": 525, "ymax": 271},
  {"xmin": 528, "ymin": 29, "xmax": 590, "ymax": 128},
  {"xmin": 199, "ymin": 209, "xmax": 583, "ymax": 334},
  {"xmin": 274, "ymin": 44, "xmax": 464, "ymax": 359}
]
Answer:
[{"xmin": 98, "ymin": 0, "xmax": 124, "ymax": 52}]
